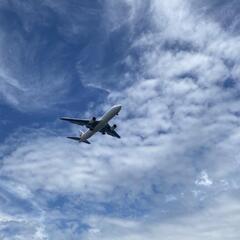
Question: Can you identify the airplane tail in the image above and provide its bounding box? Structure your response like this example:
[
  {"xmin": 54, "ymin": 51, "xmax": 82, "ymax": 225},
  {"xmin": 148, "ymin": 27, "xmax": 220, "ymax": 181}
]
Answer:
[
  {"xmin": 67, "ymin": 131, "xmax": 91, "ymax": 144},
  {"xmin": 79, "ymin": 131, "xmax": 91, "ymax": 144},
  {"xmin": 82, "ymin": 139, "xmax": 91, "ymax": 144},
  {"xmin": 67, "ymin": 136, "xmax": 80, "ymax": 141},
  {"xmin": 67, "ymin": 136, "xmax": 91, "ymax": 144}
]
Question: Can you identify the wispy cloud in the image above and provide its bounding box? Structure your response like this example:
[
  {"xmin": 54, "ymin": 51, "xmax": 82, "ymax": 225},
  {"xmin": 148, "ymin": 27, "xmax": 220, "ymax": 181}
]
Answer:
[
  {"xmin": 82, "ymin": 196, "xmax": 240, "ymax": 240},
  {"xmin": 1, "ymin": 0, "xmax": 240, "ymax": 239},
  {"xmin": 0, "ymin": 0, "xmax": 104, "ymax": 111}
]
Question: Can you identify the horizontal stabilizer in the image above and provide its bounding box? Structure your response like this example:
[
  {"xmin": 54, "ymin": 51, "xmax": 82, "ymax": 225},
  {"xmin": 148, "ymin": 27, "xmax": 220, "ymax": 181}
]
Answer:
[
  {"xmin": 67, "ymin": 137, "xmax": 91, "ymax": 144},
  {"xmin": 82, "ymin": 139, "xmax": 91, "ymax": 144},
  {"xmin": 67, "ymin": 136, "xmax": 80, "ymax": 141}
]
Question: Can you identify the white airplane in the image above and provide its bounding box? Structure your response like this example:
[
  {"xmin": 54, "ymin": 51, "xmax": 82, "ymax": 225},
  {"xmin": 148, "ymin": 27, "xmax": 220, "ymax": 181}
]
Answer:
[{"xmin": 60, "ymin": 105, "xmax": 122, "ymax": 144}]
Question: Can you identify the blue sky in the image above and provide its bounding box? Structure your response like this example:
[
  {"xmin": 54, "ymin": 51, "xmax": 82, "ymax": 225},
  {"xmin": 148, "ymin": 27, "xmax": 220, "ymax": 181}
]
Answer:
[{"xmin": 0, "ymin": 0, "xmax": 240, "ymax": 239}]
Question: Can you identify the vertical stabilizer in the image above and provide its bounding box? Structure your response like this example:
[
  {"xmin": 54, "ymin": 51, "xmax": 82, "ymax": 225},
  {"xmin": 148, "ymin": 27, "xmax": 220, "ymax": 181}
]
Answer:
[
  {"xmin": 79, "ymin": 130, "xmax": 84, "ymax": 137},
  {"xmin": 79, "ymin": 131, "xmax": 91, "ymax": 144}
]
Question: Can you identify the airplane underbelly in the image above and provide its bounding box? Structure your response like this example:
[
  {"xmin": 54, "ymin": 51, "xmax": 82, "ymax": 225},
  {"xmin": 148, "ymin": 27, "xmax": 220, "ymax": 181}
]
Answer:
[
  {"xmin": 81, "ymin": 108, "xmax": 118, "ymax": 141},
  {"xmin": 94, "ymin": 122, "xmax": 106, "ymax": 132},
  {"xmin": 82, "ymin": 130, "xmax": 94, "ymax": 140}
]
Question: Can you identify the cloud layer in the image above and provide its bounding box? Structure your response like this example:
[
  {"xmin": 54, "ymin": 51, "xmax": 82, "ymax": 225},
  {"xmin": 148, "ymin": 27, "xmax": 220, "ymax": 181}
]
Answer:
[{"xmin": 0, "ymin": 0, "xmax": 240, "ymax": 239}]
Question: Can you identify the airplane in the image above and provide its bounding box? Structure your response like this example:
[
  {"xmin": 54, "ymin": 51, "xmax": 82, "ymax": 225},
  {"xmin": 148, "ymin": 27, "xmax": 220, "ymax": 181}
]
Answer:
[{"xmin": 60, "ymin": 105, "xmax": 122, "ymax": 144}]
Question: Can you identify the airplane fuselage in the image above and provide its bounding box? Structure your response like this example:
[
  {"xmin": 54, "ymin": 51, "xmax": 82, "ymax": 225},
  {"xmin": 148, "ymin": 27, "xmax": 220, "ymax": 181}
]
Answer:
[{"xmin": 79, "ymin": 105, "xmax": 121, "ymax": 142}]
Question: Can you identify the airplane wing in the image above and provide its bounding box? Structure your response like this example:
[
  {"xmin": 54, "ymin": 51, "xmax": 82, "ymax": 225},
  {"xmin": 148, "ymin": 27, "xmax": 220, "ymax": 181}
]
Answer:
[
  {"xmin": 61, "ymin": 117, "xmax": 90, "ymax": 126},
  {"xmin": 60, "ymin": 117, "xmax": 100, "ymax": 128},
  {"xmin": 100, "ymin": 124, "xmax": 121, "ymax": 139}
]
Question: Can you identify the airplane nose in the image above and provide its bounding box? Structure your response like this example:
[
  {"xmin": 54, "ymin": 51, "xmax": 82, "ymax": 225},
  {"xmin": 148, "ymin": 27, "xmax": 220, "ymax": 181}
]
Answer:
[
  {"xmin": 117, "ymin": 105, "xmax": 121, "ymax": 110},
  {"xmin": 114, "ymin": 105, "xmax": 122, "ymax": 112}
]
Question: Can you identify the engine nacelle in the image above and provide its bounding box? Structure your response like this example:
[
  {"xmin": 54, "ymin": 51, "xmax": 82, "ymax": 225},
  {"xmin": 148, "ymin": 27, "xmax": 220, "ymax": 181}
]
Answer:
[
  {"xmin": 110, "ymin": 124, "xmax": 117, "ymax": 131},
  {"xmin": 89, "ymin": 117, "xmax": 96, "ymax": 124}
]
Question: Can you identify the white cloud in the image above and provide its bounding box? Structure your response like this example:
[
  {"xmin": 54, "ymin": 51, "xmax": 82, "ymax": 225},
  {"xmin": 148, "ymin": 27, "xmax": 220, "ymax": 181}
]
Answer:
[
  {"xmin": 0, "ymin": 178, "xmax": 48, "ymax": 240},
  {"xmin": 0, "ymin": 0, "xmax": 239, "ymax": 208},
  {"xmin": 0, "ymin": 1, "xmax": 102, "ymax": 111},
  {"xmin": 82, "ymin": 196, "xmax": 240, "ymax": 240},
  {"xmin": 1, "ymin": 0, "xmax": 240, "ymax": 238},
  {"xmin": 195, "ymin": 171, "xmax": 213, "ymax": 186}
]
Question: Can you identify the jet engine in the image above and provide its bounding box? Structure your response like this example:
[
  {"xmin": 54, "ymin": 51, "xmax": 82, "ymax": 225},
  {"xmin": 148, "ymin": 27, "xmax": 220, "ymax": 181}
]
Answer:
[
  {"xmin": 110, "ymin": 124, "xmax": 117, "ymax": 131},
  {"xmin": 89, "ymin": 117, "xmax": 96, "ymax": 124}
]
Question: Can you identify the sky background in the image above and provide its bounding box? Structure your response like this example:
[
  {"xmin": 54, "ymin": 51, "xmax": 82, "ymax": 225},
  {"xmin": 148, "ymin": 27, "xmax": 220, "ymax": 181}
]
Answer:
[{"xmin": 0, "ymin": 0, "xmax": 240, "ymax": 239}]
